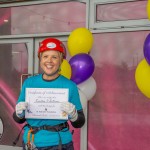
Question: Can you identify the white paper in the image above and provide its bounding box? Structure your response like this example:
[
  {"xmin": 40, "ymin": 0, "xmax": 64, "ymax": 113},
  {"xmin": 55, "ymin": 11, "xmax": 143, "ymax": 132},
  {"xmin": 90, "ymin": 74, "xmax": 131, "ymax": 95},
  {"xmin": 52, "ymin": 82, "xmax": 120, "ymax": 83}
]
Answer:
[{"xmin": 25, "ymin": 88, "xmax": 68, "ymax": 119}]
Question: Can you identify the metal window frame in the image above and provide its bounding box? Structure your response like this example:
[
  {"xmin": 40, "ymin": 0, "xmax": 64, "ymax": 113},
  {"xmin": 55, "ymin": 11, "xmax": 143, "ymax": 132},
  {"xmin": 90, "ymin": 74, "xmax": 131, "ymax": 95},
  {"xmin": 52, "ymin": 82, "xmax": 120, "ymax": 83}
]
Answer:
[
  {"xmin": 0, "ymin": 38, "xmax": 34, "ymax": 75},
  {"xmin": 0, "ymin": 0, "xmax": 86, "ymax": 7},
  {"xmin": 89, "ymin": 0, "xmax": 150, "ymax": 33},
  {"xmin": 0, "ymin": 0, "xmax": 88, "ymax": 36}
]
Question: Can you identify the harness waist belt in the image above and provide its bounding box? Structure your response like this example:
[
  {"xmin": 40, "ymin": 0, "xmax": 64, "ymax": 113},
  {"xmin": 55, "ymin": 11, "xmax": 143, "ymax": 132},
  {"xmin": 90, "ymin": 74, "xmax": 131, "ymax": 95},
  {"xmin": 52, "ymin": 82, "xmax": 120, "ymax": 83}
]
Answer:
[{"xmin": 28, "ymin": 122, "xmax": 69, "ymax": 134}]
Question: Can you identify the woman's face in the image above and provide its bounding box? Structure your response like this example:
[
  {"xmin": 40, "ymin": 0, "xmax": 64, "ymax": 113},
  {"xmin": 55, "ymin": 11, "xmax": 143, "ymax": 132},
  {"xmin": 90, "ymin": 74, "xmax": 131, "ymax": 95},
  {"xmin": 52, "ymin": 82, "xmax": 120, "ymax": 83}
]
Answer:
[{"xmin": 40, "ymin": 50, "xmax": 62, "ymax": 80}]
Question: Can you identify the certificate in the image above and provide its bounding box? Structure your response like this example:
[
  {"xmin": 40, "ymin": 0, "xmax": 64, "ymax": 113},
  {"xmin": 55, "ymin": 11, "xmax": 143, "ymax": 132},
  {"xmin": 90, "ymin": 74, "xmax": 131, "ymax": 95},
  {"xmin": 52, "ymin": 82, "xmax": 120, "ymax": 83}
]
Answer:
[{"xmin": 25, "ymin": 88, "xmax": 68, "ymax": 119}]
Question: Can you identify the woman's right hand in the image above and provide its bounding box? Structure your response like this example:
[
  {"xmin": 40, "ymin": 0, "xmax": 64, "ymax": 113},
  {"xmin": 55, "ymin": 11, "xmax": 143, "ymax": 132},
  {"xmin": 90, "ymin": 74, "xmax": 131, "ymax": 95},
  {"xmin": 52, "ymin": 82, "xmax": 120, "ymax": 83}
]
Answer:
[{"xmin": 15, "ymin": 102, "xmax": 28, "ymax": 118}]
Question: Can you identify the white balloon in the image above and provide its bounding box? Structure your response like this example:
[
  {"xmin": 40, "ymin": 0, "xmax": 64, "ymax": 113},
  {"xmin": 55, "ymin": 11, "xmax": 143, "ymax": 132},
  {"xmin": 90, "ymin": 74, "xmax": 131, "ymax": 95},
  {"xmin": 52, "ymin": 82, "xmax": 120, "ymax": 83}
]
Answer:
[
  {"xmin": 78, "ymin": 89, "xmax": 87, "ymax": 110},
  {"xmin": 78, "ymin": 76, "xmax": 97, "ymax": 100}
]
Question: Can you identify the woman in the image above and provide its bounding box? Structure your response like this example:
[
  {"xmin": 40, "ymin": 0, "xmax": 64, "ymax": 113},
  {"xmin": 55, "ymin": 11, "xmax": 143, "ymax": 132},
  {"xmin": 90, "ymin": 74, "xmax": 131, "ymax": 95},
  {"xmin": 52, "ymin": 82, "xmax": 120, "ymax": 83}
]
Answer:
[{"xmin": 13, "ymin": 38, "xmax": 85, "ymax": 150}]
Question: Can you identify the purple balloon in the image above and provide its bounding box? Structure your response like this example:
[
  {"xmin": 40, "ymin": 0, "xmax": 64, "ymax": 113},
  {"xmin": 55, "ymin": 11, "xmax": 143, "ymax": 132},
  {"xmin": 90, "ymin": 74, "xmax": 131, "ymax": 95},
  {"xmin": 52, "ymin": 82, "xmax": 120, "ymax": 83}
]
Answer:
[
  {"xmin": 69, "ymin": 53, "xmax": 95, "ymax": 84},
  {"xmin": 144, "ymin": 33, "xmax": 150, "ymax": 65}
]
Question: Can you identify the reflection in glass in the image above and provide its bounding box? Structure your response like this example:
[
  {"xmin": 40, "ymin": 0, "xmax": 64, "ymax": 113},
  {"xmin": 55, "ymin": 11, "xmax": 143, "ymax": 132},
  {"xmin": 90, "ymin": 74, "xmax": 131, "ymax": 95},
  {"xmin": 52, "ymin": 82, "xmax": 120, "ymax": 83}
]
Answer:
[
  {"xmin": 0, "ymin": 2, "xmax": 86, "ymax": 35},
  {"xmin": 0, "ymin": 43, "xmax": 27, "ymax": 146},
  {"xmin": 96, "ymin": 1, "xmax": 147, "ymax": 22}
]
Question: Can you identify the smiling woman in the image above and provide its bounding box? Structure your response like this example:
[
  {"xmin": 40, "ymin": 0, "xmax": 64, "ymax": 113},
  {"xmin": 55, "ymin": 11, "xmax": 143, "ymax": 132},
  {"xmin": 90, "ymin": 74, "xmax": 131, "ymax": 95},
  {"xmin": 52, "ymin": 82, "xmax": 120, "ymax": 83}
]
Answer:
[{"xmin": 13, "ymin": 37, "xmax": 85, "ymax": 150}]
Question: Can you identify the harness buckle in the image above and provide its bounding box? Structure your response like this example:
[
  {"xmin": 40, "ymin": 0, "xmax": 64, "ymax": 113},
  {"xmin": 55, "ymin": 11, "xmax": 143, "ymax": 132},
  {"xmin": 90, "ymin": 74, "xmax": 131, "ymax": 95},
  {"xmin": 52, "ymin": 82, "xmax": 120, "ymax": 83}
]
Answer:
[
  {"xmin": 42, "ymin": 125, "xmax": 47, "ymax": 130},
  {"xmin": 26, "ymin": 141, "xmax": 38, "ymax": 150}
]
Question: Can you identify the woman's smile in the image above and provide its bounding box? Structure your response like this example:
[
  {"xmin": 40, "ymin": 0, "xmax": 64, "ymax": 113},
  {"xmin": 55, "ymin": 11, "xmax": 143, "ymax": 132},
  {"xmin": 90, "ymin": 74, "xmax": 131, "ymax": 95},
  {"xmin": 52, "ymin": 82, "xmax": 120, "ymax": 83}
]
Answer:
[{"xmin": 40, "ymin": 50, "xmax": 62, "ymax": 80}]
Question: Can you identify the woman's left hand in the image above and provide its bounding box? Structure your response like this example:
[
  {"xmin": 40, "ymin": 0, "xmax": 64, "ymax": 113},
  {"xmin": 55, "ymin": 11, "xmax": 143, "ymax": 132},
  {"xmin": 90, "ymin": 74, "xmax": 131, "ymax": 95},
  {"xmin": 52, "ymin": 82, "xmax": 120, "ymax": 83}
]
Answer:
[{"xmin": 60, "ymin": 102, "xmax": 78, "ymax": 122}]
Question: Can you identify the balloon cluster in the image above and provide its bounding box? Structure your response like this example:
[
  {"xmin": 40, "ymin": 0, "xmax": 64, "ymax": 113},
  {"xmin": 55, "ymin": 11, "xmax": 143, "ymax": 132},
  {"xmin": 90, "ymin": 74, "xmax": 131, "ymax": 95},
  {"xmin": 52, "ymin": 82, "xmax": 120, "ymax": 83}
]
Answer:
[
  {"xmin": 135, "ymin": 2, "xmax": 150, "ymax": 98},
  {"xmin": 147, "ymin": 0, "xmax": 150, "ymax": 20},
  {"xmin": 135, "ymin": 34, "xmax": 150, "ymax": 98},
  {"xmin": 61, "ymin": 27, "xmax": 97, "ymax": 109}
]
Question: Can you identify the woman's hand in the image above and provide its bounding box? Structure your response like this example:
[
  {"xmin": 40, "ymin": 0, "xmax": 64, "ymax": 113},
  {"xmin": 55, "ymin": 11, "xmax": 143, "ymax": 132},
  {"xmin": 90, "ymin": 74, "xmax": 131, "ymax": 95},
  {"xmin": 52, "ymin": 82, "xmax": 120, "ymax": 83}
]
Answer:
[
  {"xmin": 60, "ymin": 102, "xmax": 78, "ymax": 122},
  {"xmin": 15, "ymin": 102, "xmax": 28, "ymax": 118}
]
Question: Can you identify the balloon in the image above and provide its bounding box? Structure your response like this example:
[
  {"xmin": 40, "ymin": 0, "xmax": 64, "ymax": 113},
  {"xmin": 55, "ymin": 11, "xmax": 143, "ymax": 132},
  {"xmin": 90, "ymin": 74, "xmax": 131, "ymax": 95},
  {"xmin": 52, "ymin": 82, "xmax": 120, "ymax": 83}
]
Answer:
[
  {"xmin": 135, "ymin": 59, "xmax": 150, "ymax": 98},
  {"xmin": 147, "ymin": 0, "xmax": 150, "ymax": 20},
  {"xmin": 59, "ymin": 59, "xmax": 72, "ymax": 79},
  {"xmin": 67, "ymin": 27, "xmax": 94, "ymax": 56},
  {"xmin": 69, "ymin": 53, "xmax": 95, "ymax": 84},
  {"xmin": 78, "ymin": 89, "xmax": 87, "ymax": 110},
  {"xmin": 78, "ymin": 77, "xmax": 97, "ymax": 100},
  {"xmin": 144, "ymin": 33, "xmax": 150, "ymax": 65}
]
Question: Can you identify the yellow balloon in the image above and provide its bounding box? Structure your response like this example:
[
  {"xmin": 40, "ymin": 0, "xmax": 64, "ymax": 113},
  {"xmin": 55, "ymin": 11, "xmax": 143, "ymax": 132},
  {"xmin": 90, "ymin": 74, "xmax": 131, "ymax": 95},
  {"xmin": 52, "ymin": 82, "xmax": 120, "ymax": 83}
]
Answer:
[
  {"xmin": 59, "ymin": 59, "xmax": 72, "ymax": 79},
  {"xmin": 67, "ymin": 27, "xmax": 94, "ymax": 56},
  {"xmin": 135, "ymin": 59, "xmax": 150, "ymax": 98},
  {"xmin": 147, "ymin": 0, "xmax": 150, "ymax": 20}
]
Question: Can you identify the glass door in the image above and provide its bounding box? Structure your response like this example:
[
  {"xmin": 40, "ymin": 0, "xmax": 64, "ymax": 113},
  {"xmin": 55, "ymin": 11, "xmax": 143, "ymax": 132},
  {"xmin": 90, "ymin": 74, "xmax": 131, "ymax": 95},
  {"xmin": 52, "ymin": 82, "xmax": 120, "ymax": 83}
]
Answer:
[{"xmin": 0, "ymin": 38, "xmax": 33, "ymax": 150}]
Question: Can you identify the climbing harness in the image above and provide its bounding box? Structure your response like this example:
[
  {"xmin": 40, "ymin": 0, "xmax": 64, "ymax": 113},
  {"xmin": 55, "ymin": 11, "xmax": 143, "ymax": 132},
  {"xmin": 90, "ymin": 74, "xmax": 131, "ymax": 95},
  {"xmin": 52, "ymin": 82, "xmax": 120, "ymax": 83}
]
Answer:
[
  {"xmin": 26, "ymin": 128, "xmax": 37, "ymax": 150},
  {"xmin": 13, "ymin": 122, "xmax": 69, "ymax": 150}
]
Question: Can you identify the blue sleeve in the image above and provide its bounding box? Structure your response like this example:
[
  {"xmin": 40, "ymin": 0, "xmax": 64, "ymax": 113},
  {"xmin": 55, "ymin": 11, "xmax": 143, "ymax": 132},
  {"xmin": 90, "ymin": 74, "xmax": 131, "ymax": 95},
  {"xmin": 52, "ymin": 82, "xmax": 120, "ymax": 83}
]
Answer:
[
  {"xmin": 17, "ymin": 79, "xmax": 28, "ymax": 103},
  {"xmin": 69, "ymin": 82, "xmax": 83, "ymax": 111}
]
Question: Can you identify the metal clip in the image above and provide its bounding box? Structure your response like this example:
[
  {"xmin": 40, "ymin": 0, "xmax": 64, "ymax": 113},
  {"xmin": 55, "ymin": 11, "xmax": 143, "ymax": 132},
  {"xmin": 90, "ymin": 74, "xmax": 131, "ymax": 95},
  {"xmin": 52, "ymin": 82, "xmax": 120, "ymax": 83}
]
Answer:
[{"xmin": 26, "ymin": 142, "xmax": 38, "ymax": 150}]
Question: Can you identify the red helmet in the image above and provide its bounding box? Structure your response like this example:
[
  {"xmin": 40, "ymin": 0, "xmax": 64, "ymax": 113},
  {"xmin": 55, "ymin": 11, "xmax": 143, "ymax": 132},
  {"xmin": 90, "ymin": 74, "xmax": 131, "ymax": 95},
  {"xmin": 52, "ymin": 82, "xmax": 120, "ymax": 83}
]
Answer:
[{"xmin": 38, "ymin": 38, "xmax": 66, "ymax": 58}]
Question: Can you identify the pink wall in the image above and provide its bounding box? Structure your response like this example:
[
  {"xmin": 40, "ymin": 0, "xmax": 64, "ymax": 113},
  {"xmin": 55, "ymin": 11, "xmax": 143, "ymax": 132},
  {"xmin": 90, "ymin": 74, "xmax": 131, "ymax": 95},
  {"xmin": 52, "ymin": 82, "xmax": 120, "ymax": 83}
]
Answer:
[{"xmin": 88, "ymin": 31, "xmax": 150, "ymax": 150}]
